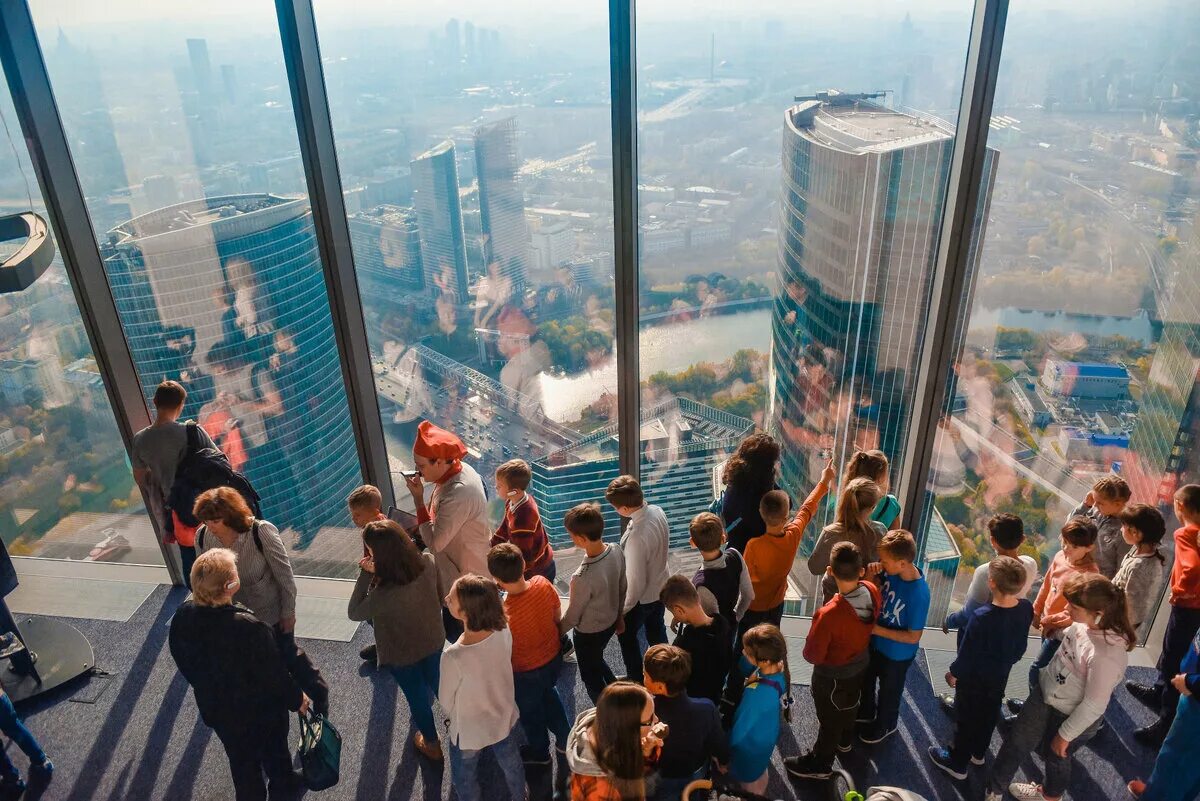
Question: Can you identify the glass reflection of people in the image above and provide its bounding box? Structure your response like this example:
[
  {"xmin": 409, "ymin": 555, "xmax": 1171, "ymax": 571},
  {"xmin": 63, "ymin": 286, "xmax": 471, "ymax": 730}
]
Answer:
[
  {"xmin": 496, "ymin": 306, "xmax": 549, "ymax": 419},
  {"xmin": 160, "ymin": 326, "xmax": 215, "ymax": 419}
]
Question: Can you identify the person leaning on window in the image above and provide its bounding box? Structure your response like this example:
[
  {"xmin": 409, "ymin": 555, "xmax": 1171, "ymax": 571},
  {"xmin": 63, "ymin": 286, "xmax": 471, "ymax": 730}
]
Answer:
[{"xmin": 169, "ymin": 548, "xmax": 310, "ymax": 801}]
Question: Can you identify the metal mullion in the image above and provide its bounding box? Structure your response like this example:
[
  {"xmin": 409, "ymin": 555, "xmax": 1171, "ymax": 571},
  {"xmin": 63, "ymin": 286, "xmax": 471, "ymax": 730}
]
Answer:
[
  {"xmin": 0, "ymin": 1, "xmax": 182, "ymax": 583},
  {"xmin": 609, "ymin": 0, "xmax": 641, "ymax": 484},
  {"xmin": 896, "ymin": 0, "xmax": 1009, "ymax": 536},
  {"xmin": 275, "ymin": 0, "xmax": 395, "ymax": 508}
]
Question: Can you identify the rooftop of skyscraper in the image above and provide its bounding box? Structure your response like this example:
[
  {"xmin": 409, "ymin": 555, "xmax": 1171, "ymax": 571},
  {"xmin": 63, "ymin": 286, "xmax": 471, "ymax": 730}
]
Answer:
[
  {"xmin": 414, "ymin": 139, "xmax": 454, "ymax": 161},
  {"xmin": 789, "ymin": 92, "xmax": 953, "ymax": 155},
  {"xmin": 107, "ymin": 193, "xmax": 303, "ymax": 243}
]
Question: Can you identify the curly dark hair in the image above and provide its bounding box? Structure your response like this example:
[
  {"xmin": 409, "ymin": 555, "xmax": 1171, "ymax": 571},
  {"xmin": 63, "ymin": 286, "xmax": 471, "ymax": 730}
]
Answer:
[{"xmin": 722, "ymin": 432, "xmax": 780, "ymax": 493}]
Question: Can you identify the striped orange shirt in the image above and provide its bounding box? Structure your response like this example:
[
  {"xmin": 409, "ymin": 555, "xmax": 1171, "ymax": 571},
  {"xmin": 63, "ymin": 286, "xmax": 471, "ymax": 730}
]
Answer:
[{"xmin": 505, "ymin": 576, "xmax": 562, "ymax": 672}]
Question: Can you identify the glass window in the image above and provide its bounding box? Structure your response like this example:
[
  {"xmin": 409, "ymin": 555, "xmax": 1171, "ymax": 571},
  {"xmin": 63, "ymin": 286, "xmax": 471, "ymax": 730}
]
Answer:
[
  {"xmin": 312, "ymin": 4, "xmax": 623, "ymax": 557},
  {"xmin": 636, "ymin": 2, "xmax": 974, "ymax": 607},
  {"xmin": 0, "ymin": 62, "xmax": 161, "ymax": 566},
  {"xmin": 33, "ymin": 4, "xmax": 364, "ymax": 577},
  {"xmin": 926, "ymin": 1, "xmax": 1198, "ymax": 641}
]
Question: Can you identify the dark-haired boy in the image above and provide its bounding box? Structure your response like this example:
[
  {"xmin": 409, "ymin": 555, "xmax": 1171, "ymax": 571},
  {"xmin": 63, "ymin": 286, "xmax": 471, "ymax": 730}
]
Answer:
[
  {"xmin": 560, "ymin": 502, "xmax": 626, "ymax": 703},
  {"xmin": 643, "ymin": 644, "xmax": 728, "ymax": 801},
  {"xmin": 785, "ymin": 542, "xmax": 880, "ymax": 779},
  {"xmin": 660, "ymin": 575, "xmax": 732, "ymax": 704},
  {"xmin": 928, "ymin": 557, "xmax": 1033, "ymax": 780}
]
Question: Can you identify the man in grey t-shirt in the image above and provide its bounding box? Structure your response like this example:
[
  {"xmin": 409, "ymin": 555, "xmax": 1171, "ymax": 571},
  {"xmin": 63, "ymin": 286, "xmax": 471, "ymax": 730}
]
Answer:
[{"xmin": 132, "ymin": 380, "xmax": 216, "ymax": 583}]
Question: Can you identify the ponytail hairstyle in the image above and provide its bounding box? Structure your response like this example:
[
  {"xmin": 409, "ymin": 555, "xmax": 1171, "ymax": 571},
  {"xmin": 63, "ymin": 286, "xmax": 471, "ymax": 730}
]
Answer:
[
  {"xmin": 1062, "ymin": 573, "xmax": 1137, "ymax": 651},
  {"xmin": 835, "ymin": 478, "xmax": 883, "ymax": 542},
  {"xmin": 741, "ymin": 624, "xmax": 794, "ymax": 722},
  {"xmin": 844, "ymin": 449, "xmax": 890, "ymax": 487},
  {"xmin": 592, "ymin": 681, "xmax": 653, "ymax": 800}
]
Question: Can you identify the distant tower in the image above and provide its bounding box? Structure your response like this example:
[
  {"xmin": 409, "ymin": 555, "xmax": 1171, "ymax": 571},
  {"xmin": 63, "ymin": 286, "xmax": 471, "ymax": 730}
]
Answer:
[
  {"xmin": 186, "ymin": 38, "xmax": 212, "ymax": 98},
  {"xmin": 220, "ymin": 64, "xmax": 237, "ymax": 105},
  {"xmin": 445, "ymin": 18, "xmax": 461, "ymax": 65},
  {"xmin": 411, "ymin": 141, "xmax": 470, "ymax": 303},
  {"xmin": 474, "ymin": 117, "xmax": 530, "ymax": 291},
  {"xmin": 710, "ymin": 33, "xmax": 715, "ymax": 82}
]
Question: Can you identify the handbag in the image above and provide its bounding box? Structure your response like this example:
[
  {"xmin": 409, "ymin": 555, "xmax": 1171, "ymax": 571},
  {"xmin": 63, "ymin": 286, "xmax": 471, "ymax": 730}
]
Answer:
[{"xmin": 297, "ymin": 711, "xmax": 341, "ymax": 790}]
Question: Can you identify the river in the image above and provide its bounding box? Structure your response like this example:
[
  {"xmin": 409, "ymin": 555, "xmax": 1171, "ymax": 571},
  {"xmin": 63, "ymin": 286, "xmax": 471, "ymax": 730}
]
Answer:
[{"xmin": 538, "ymin": 307, "xmax": 772, "ymax": 423}]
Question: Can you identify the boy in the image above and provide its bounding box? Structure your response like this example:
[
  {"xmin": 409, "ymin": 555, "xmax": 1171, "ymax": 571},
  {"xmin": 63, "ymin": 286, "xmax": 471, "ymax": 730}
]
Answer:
[
  {"xmin": 1129, "ymin": 484, "xmax": 1200, "ymax": 745},
  {"xmin": 1070, "ymin": 475, "xmax": 1132, "ymax": 579},
  {"xmin": 606, "ymin": 475, "xmax": 670, "ymax": 679},
  {"xmin": 688, "ymin": 512, "xmax": 754, "ymax": 636},
  {"xmin": 659, "ymin": 575, "xmax": 733, "ymax": 704},
  {"xmin": 488, "ymin": 543, "xmax": 571, "ymax": 795},
  {"xmin": 857, "ymin": 530, "xmax": 930, "ymax": 745},
  {"xmin": 643, "ymin": 644, "xmax": 729, "ymax": 801},
  {"xmin": 347, "ymin": 484, "xmax": 387, "ymax": 662},
  {"xmin": 491, "ymin": 459, "xmax": 555, "ymax": 582},
  {"xmin": 1007, "ymin": 517, "xmax": 1099, "ymax": 717},
  {"xmin": 560, "ymin": 502, "xmax": 627, "ymax": 703},
  {"xmin": 927, "ymin": 556, "xmax": 1033, "ymax": 780},
  {"xmin": 784, "ymin": 542, "xmax": 879, "ymax": 779}
]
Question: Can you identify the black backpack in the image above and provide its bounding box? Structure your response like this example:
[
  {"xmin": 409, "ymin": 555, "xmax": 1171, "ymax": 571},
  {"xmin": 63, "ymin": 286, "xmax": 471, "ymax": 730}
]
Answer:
[{"xmin": 168, "ymin": 422, "xmax": 263, "ymax": 528}]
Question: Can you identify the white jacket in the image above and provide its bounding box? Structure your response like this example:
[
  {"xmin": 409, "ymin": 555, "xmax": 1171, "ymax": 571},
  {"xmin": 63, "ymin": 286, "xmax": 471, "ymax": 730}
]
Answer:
[
  {"xmin": 1041, "ymin": 622, "xmax": 1128, "ymax": 741},
  {"xmin": 419, "ymin": 462, "xmax": 492, "ymax": 595}
]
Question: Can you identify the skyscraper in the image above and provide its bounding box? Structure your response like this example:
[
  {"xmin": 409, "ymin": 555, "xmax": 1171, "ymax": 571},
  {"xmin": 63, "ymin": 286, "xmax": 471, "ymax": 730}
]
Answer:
[
  {"xmin": 411, "ymin": 141, "xmax": 470, "ymax": 303},
  {"xmin": 348, "ymin": 205, "xmax": 425, "ymax": 296},
  {"xmin": 474, "ymin": 117, "xmax": 530, "ymax": 291},
  {"xmin": 185, "ymin": 38, "xmax": 212, "ymax": 98},
  {"xmin": 101, "ymin": 195, "xmax": 362, "ymax": 542},
  {"xmin": 770, "ymin": 92, "xmax": 997, "ymax": 523}
]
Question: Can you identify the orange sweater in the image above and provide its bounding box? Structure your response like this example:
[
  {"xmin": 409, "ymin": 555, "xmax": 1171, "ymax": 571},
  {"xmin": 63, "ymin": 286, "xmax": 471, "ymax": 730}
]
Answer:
[
  {"xmin": 744, "ymin": 481, "xmax": 830, "ymax": 611},
  {"xmin": 1034, "ymin": 550, "xmax": 1100, "ymax": 620},
  {"xmin": 1171, "ymin": 525, "xmax": 1200, "ymax": 608}
]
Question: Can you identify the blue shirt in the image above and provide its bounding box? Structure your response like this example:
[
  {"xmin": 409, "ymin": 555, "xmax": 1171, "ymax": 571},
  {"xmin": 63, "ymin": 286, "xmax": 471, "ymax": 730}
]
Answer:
[
  {"xmin": 728, "ymin": 656, "xmax": 784, "ymax": 782},
  {"xmin": 872, "ymin": 570, "xmax": 931, "ymax": 661}
]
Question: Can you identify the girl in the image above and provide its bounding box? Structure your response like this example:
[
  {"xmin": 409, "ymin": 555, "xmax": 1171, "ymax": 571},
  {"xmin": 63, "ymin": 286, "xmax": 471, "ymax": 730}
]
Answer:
[
  {"xmin": 1112, "ymin": 503, "xmax": 1167, "ymax": 641},
  {"xmin": 565, "ymin": 681, "xmax": 665, "ymax": 801},
  {"xmin": 807, "ymin": 478, "xmax": 885, "ymax": 605},
  {"xmin": 439, "ymin": 575, "xmax": 526, "ymax": 801},
  {"xmin": 985, "ymin": 574, "xmax": 1134, "ymax": 801},
  {"xmin": 728, "ymin": 624, "xmax": 792, "ymax": 795},
  {"xmin": 844, "ymin": 450, "xmax": 901, "ymax": 530},
  {"xmin": 346, "ymin": 520, "xmax": 445, "ymax": 760}
]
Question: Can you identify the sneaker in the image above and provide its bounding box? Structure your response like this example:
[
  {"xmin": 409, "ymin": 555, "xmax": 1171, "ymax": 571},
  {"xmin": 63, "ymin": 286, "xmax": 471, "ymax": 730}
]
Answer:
[
  {"xmin": 561, "ymin": 644, "xmax": 577, "ymax": 663},
  {"xmin": 783, "ymin": 753, "xmax": 833, "ymax": 780},
  {"xmin": 859, "ymin": 725, "xmax": 897, "ymax": 744},
  {"xmin": 938, "ymin": 693, "xmax": 956, "ymax": 716},
  {"xmin": 1126, "ymin": 681, "xmax": 1160, "ymax": 708},
  {"xmin": 414, "ymin": 731, "xmax": 444, "ymax": 761},
  {"xmin": 30, "ymin": 759, "xmax": 53, "ymax": 777},
  {"xmin": 836, "ymin": 736, "xmax": 853, "ymax": 754},
  {"xmin": 1006, "ymin": 698, "xmax": 1024, "ymax": 713},
  {"xmin": 1134, "ymin": 719, "xmax": 1170, "ymax": 747},
  {"xmin": 359, "ymin": 643, "xmax": 377, "ymax": 663},
  {"xmin": 1128, "ymin": 780, "xmax": 1147, "ymax": 798},
  {"xmin": 0, "ymin": 778, "xmax": 26, "ymax": 800},
  {"xmin": 927, "ymin": 747, "xmax": 967, "ymax": 781},
  {"xmin": 855, "ymin": 715, "xmax": 875, "ymax": 725},
  {"xmin": 984, "ymin": 791, "xmax": 1003, "ymax": 801},
  {"xmin": 1009, "ymin": 781, "xmax": 1050, "ymax": 800},
  {"xmin": 970, "ymin": 754, "xmax": 986, "ymax": 766}
]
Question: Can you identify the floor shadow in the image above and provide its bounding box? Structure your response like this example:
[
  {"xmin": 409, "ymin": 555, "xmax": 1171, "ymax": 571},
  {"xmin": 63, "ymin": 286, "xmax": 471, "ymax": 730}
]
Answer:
[
  {"xmin": 158, "ymin": 711, "xmax": 213, "ymax": 800},
  {"xmin": 353, "ymin": 669, "xmax": 398, "ymax": 801},
  {"xmin": 123, "ymin": 671, "xmax": 190, "ymax": 796}
]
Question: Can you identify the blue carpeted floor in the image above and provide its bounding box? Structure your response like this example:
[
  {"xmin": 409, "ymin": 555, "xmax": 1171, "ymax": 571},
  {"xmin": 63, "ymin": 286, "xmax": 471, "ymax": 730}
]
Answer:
[{"xmin": 3, "ymin": 586, "xmax": 1165, "ymax": 800}]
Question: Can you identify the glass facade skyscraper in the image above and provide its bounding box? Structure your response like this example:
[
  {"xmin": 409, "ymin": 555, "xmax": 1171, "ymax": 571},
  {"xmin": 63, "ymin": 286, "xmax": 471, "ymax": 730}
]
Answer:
[
  {"xmin": 411, "ymin": 140, "xmax": 470, "ymax": 303},
  {"xmin": 475, "ymin": 117, "xmax": 530, "ymax": 291},
  {"xmin": 101, "ymin": 195, "xmax": 362, "ymax": 543}
]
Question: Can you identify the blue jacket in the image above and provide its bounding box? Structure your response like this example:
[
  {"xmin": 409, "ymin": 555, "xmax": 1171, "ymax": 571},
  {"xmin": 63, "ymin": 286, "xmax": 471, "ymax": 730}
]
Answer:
[
  {"xmin": 728, "ymin": 655, "xmax": 784, "ymax": 782},
  {"xmin": 1182, "ymin": 629, "xmax": 1200, "ymax": 698}
]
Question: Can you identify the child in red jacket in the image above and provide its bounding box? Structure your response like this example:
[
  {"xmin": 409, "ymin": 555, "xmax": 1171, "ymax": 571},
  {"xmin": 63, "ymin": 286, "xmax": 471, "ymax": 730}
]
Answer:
[{"xmin": 783, "ymin": 542, "xmax": 880, "ymax": 779}]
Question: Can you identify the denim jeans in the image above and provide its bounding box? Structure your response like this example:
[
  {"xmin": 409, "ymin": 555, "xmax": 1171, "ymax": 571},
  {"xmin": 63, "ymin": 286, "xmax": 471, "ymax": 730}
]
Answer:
[
  {"xmin": 618, "ymin": 600, "xmax": 669, "ymax": 678},
  {"xmin": 448, "ymin": 725, "xmax": 526, "ymax": 801},
  {"xmin": 949, "ymin": 676, "xmax": 1007, "ymax": 768},
  {"xmin": 514, "ymin": 656, "xmax": 570, "ymax": 759},
  {"xmin": 573, "ymin": 624, "xmax": 618, "ymax": 703},
  {"xmin": 1143, "ymin": 695, "xmax": 1200, "ymax": 801},
  {"xmin": 988, "ymin": 681, "xmax": 1101, "ymax": 798},
  {"xmin": 653, "ymin": 767, "xmax": 706, "ymax": 801},
  {"xmin": 1027, "ymin": 637, "xmax": 1061, "ymax": 692},
  {"xmin": 0, "ymin": 693, "xmax": 45, "ymax": 782},
  {"xmin": 857, "ymin": 648, "xmax": 914, "ymax": 732},
  {"xmin": 389, "ymin": 650, "xmax": 442, "ymax": 742}
]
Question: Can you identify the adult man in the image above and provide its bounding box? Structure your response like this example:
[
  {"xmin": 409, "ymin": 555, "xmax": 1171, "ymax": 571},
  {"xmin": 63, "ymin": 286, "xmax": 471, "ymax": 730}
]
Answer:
[{"xmin": 131, "ymin": 380, "xmax": 217, "ymax": 584}]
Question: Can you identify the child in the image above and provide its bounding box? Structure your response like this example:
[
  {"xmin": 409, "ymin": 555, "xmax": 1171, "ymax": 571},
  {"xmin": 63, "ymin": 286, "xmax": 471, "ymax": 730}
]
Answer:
[
  {"xmin": 487, "ymin": 543, "xmax": 570, "ymax": 794},
  {"xmin": 565, "ymin": 681, "xmax": 664, "ymax": 801},
  {"xmin": 728, "ymin": 624, "xmax": 792, "ymax": 796},
  {"xmin": 1069, "ymin": 475, "xmax": 1132, "ymax": 579},
  {"xmin": 784, "ymin": 542, "xmax": 880, "ymax": 779},
  {"xmin": 1128, "ymin": 627, "xmax": 1200, "ymax": 801},
  {"xmin": 606, "ymin": 475, "xmax": 670, "ymax": 679},
  {"xmin": 808, "ymin": 477, "xmax": 885, "ymax": 607},
  {"xmin": 857, "ymin": 530, "xmax": 930, "ymax": 745},
  {"xmin": 927, "ymin": 557, "xmax": 1033, "ymax": 780},
  {"xmin": 688, "ymin": 512, "xmax": 754, "ymax": 635},
  {"xmin": 844, "ymin": 449, "xmax": 901, "ymax": 531},
  {"xmin": 491, "ymin": 459, "xmax": 555, "ymax": 582},
  {"xmin": 659, "ymin": 575, "xmax": 732, "ymax": 704},
  {"xmin": 985, "ymin": 574, "xmax": 1134, "ymax": 801},
  {"xmin": 0, "ymin": 680, "xmax": 52, "ymax": 798},
  {"xmin": 560, "ymin": 502, "xmax": 627, "ymax": 703},
  {"xmin": 1112, "ymin": 503, "xmax": 1167, "ymax": 641},
  {"xmin": 1129, "ymin": 484, "xmax": 1200, "ymax": 745},
  {"xmin": 745, "ymin": 455, "xmax": 836, "ymax": 631},
  {"xmin": 1009, "ymin": 518, "xmax": 1099, "ymax": 715},
  {"xmin": 439, "ymin": 575, "xmax": 526, "ymax": 801},
  {"xmin": 643, "ymin": 645, "xmax": 729, "ymax": 801},
  {"xmin": 347, "ymin": 484, "xmax": 387, "ymax": 663}
]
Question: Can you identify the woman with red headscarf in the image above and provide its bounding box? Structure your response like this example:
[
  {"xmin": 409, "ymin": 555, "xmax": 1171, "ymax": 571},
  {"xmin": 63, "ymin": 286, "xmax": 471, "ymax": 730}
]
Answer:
[{"xmin": 404, "ymin": 420, "xmax": 492, "ymax": 641}]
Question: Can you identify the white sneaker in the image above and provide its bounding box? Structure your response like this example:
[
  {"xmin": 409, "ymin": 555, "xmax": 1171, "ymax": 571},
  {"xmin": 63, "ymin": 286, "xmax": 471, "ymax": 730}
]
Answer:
[{"xmin": 1009, "ymin": 781, "xmax": 1050, "ymax": 800}]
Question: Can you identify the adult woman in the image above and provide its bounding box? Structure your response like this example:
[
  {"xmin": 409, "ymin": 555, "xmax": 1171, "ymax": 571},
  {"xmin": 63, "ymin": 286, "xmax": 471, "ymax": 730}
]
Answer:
[
  {"xmin": 194, "ymin": 486, "xmax": 329, "ymax": 714},
  {"xmin": 347, "ymin": 520, "xmax": 445, "ymax": 760},
  {"xmin": 169, "ymin": 549, "xmax": 310, "ymax": 801},
  {"xmin": 565, "ymin": 681, "xmax": 665, "ymax": 801},
  {"xmin": 720, "ymin": 433, "xmax": 783, "ymax": 554}
]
